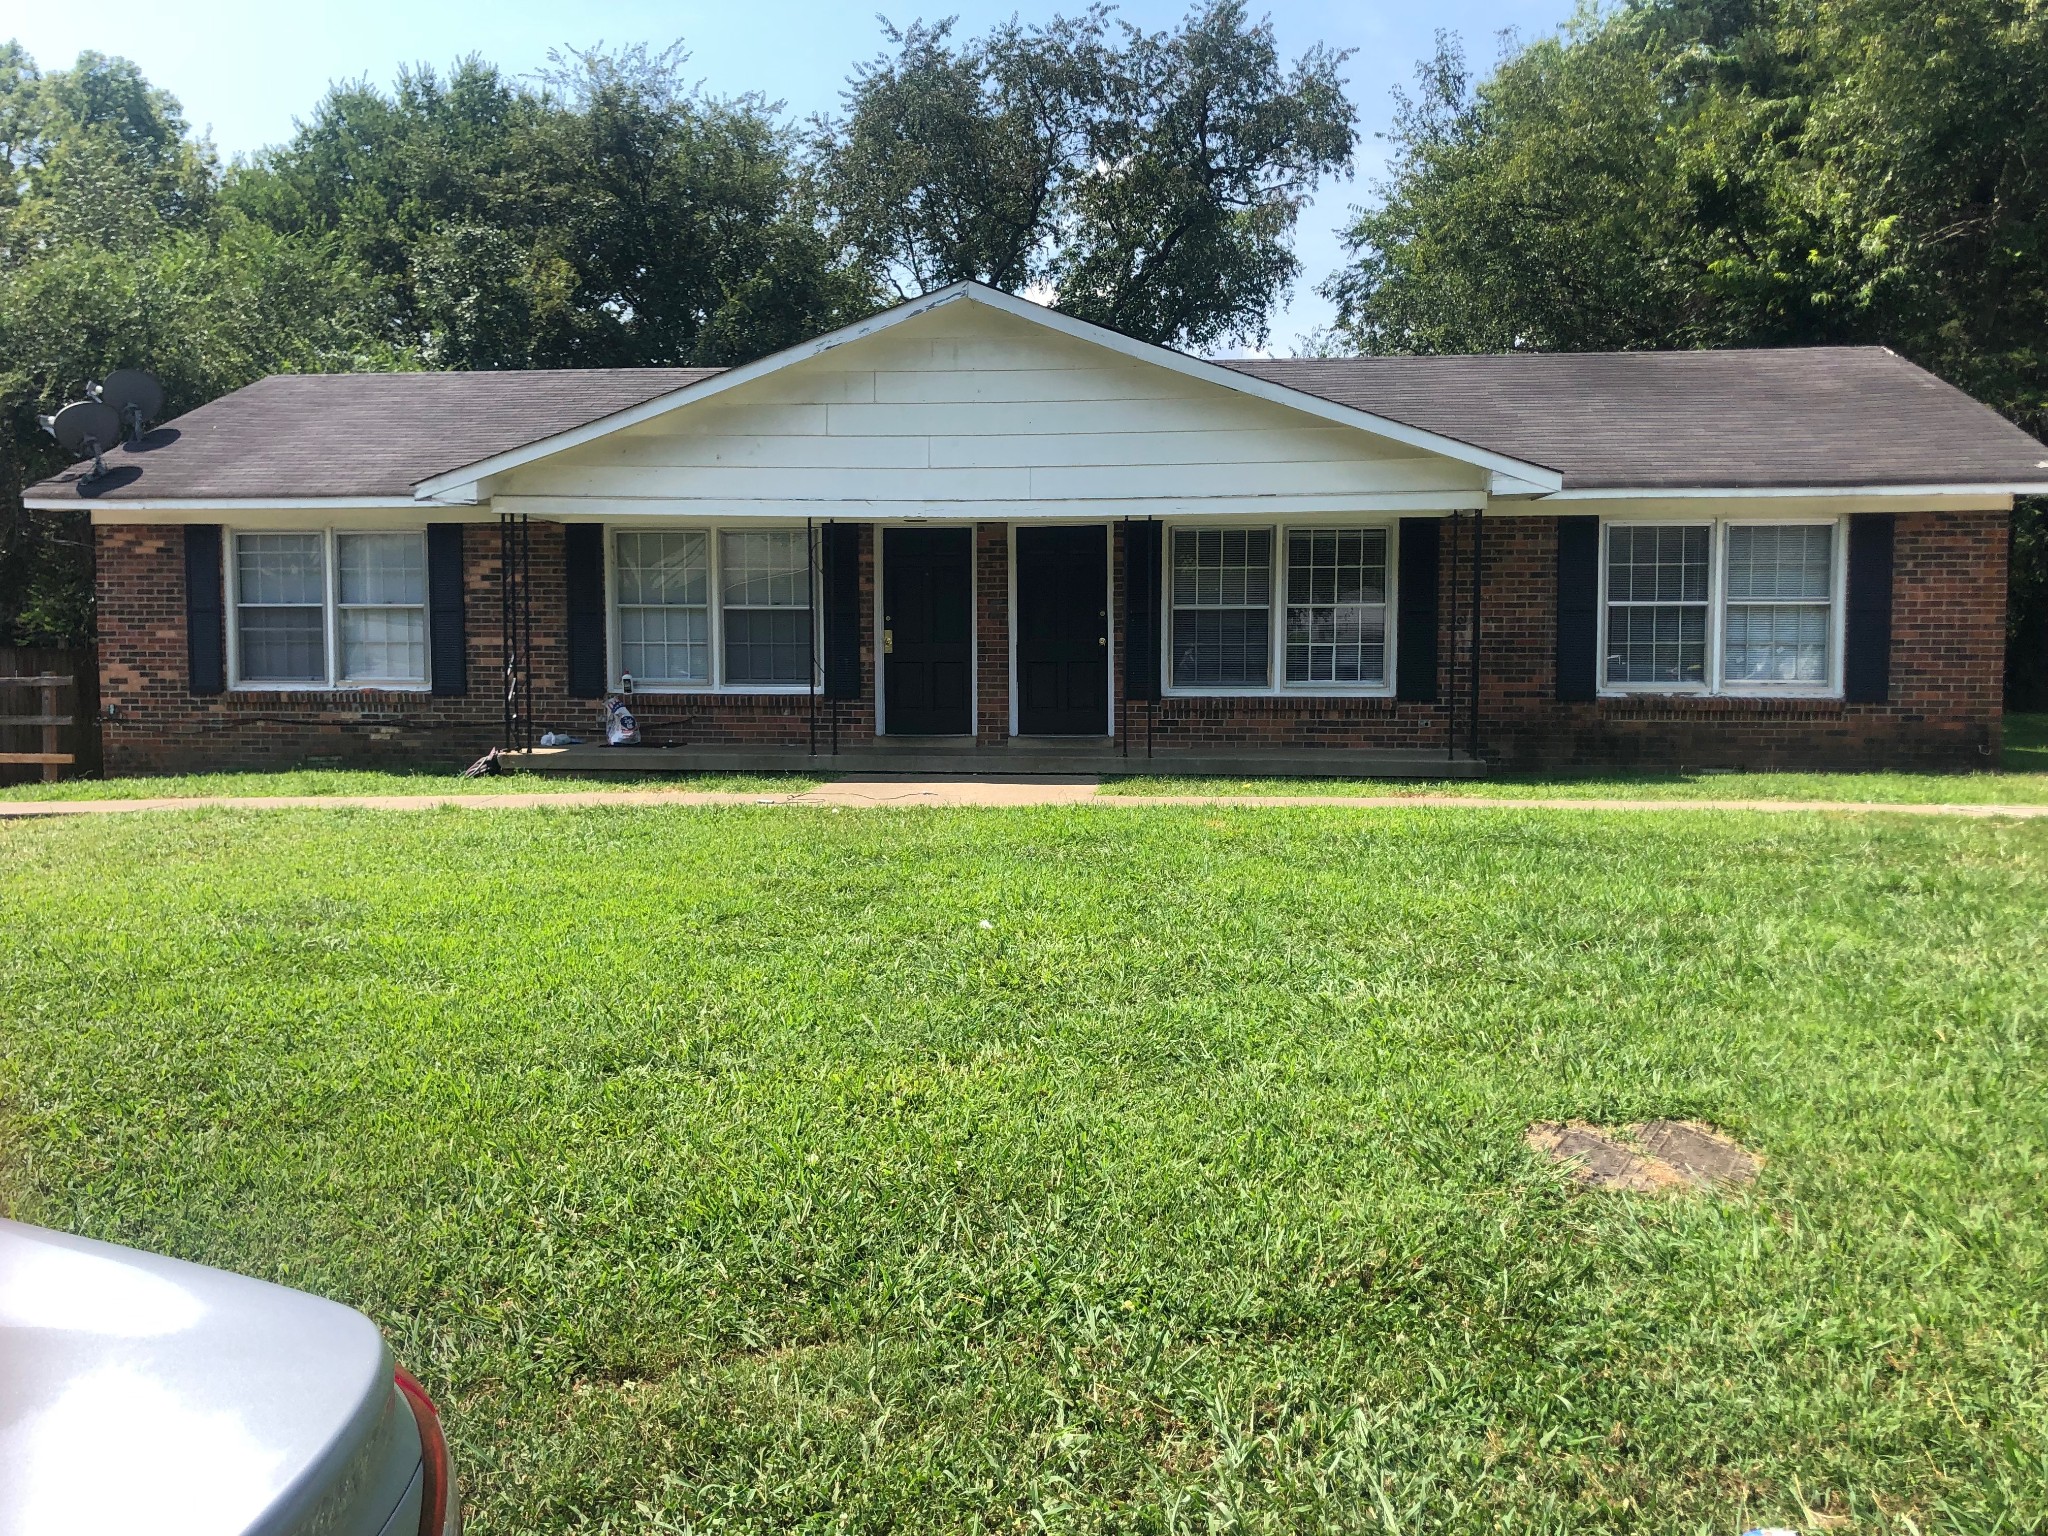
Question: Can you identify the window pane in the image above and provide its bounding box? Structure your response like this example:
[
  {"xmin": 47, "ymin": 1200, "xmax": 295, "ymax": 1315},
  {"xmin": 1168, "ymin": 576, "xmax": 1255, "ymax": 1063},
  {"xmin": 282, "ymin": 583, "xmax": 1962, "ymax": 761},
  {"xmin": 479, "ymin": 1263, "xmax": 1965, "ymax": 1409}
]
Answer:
[
  {"xmin": 1172, "ymin": 608, "xmax": 1270, "ymax": 687},
  {"xmin": 239, "ymin": 606, "xmax": 325, "ymax": 682},
  {"xmin": 615, "ymin": 531, "xmax": 710, "ymax": 683},
  {"xmin": 236, "ymin": 533, "xmax": 324, "ymax": 605},
  {"xmin": 721, "ymin": 530, "xmax": 809, "ymax": 608},
  {"xmin": 1606, "ymin": 604, "xmax": 1707, "ymax": 684},
  {"xmin": 1725, "ymin": 603, "xmax": 1830, "ymax": 682},
  {"xmin": 616, "ymin": 531, "xmax": 708, "ymax": 605},
  {"xmin": 1607, "ymin": 524, "xmax": 1709, "ymax": 603},
  {"xmin": 1284, "ymin": 527, "xmax": 1387, "ymax": 683},
  {"xmin": 1172, "ymin": 528, "xmax": 1272, "ymax": 607},
  {"xmin": 337, "ymin": 532, "xmax": 426, "ymax": 605},
  {"xmin": 1727, "ymin": 524, "xmax": 1832, "ymax": 601},
  {"xmin": 341, "ymin": 607, "xmax": 426, "ymax": 682},
  {"xmin": 725, "ymin": 607, "xmax": 813, "ymax": 685},
  {"xmin": 620, "ymin": 604, "xmax": 709, "ymax": 683}
]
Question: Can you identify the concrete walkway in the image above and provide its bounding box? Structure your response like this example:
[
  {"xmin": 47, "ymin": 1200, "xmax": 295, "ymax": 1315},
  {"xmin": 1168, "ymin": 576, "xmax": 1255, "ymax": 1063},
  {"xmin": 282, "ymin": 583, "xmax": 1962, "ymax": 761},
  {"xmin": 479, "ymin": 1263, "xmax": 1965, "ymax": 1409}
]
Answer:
[{"xmin": 3, "ymin": 775, "xmax": 2046, "ymax": 819}]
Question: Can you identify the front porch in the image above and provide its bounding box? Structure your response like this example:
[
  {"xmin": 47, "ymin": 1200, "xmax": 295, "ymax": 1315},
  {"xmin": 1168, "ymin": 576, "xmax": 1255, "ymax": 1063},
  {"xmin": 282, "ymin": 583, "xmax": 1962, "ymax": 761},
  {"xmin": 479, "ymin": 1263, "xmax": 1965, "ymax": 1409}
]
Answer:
[{"xmin": 497, "ymin": 738, "xmax": 1488, "ymax": 779}]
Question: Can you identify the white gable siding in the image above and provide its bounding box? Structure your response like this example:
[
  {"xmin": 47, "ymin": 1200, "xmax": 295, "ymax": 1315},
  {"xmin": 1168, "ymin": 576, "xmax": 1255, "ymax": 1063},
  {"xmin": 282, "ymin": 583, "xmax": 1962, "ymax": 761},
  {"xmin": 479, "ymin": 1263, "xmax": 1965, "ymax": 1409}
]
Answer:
[{"xmin": 490, "ymin": 304, "xmax": 1488, "ymax": 520}]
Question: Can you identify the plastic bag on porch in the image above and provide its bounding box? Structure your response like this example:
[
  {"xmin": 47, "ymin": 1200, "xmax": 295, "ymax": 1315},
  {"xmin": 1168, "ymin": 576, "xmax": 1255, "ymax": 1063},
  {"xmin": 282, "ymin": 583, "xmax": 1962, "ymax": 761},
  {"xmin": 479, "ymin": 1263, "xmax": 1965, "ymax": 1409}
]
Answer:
[{"xmin": 602, "ymin": 697, "xmax": 640, "ymax": 747}]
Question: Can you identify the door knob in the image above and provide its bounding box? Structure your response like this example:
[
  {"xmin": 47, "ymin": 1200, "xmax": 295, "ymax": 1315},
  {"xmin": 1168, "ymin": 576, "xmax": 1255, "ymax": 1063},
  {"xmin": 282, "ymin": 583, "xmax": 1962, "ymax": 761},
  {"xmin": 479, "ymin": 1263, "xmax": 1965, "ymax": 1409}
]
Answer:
[{"xmin": 883, "ymin": 628, "xmax": 894, "ymax": 655}]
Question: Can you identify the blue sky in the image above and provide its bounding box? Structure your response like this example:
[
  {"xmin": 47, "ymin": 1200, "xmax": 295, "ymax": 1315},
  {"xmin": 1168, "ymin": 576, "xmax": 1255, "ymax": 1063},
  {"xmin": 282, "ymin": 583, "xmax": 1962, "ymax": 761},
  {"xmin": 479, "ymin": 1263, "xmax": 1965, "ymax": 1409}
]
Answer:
[{"xmin": 8, "ymin": 0, "xmax": 1567, "ymax": 353}]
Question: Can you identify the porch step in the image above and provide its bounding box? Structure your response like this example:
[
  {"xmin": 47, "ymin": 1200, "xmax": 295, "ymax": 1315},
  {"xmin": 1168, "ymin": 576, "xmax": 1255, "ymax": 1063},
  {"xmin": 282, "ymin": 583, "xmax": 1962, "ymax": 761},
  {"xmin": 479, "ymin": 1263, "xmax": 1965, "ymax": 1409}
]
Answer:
[{"xmin": 495, "ymin": 743, "xmax": 1487, "ymax": 780}]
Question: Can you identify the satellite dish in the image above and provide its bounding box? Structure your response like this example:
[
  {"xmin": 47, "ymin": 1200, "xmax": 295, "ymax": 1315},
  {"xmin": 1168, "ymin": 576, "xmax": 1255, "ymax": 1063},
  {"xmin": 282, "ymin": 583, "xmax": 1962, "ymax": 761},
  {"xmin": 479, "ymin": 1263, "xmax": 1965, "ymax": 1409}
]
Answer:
[
  {"xmin": 49, "ymin": 400, "xmax": 122, "ymax": 479},
  {"xmin": 94, "ymin": 369, "xmax": 165, "ymax": 446}
]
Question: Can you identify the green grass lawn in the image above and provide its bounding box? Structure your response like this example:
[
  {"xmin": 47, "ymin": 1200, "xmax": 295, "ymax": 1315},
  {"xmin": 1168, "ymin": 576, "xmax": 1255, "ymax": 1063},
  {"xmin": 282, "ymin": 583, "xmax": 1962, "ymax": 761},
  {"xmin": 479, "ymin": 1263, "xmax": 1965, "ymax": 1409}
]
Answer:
[
  {"xmin": 14, "ymin": 717, "xmax": 2043, "ymax": 808},
  {"xmin": 3, "ymin": 804, "xmax": 2044, "ymax": 1534},
  {"xmin": 1107, "ymin": 713, "xmax": 2048, "ymax": 804},
  {"xmin": 0, "ymin": 767, "xmax": 817, "ymax": 801}
]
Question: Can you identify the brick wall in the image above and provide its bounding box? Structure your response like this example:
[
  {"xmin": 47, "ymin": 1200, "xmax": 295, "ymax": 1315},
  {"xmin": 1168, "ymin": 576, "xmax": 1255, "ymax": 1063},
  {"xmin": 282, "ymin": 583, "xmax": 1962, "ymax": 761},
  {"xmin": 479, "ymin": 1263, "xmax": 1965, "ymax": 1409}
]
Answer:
[
  {"xmin": 96, "ymin": 510, "xmax": 2008, "ymax": 775},
  {"xmin": 95, "ymin": 522, "xmax": 878, "ymax": 774},
  {"xmin": 1114, "ymin": 511, "xmax": 2006, "ymax": 771}
]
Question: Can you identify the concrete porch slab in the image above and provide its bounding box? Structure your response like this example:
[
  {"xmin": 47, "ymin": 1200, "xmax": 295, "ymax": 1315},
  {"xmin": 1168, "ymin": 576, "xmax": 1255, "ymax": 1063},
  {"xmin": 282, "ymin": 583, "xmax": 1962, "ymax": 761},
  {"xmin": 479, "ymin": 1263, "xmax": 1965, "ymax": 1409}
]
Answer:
[{"xmin": 496, "ymin": 743, "xmax": 1488, "ymax": 779}]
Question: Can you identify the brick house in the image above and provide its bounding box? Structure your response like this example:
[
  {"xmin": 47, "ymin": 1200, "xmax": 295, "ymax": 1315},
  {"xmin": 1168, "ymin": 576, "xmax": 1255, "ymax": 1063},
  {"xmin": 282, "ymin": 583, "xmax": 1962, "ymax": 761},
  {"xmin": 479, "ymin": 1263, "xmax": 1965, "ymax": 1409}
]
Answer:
[{"xmin": 26, "ymin": 282, "xmax": 2048, "ymax": 777}]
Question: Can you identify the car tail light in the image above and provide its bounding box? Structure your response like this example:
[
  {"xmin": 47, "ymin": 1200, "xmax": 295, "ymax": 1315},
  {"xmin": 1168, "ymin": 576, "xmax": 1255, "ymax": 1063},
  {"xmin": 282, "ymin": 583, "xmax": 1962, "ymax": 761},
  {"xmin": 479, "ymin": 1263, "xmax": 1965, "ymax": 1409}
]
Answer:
[{"xmin": 394, "ymin": 1365, "xmax": 457, "ymax": 1536}]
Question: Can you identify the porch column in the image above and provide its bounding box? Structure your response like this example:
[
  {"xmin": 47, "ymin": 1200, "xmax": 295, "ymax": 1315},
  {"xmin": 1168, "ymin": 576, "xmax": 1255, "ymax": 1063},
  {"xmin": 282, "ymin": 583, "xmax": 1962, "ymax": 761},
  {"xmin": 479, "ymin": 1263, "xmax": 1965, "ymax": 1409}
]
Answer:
[{"xmin": 976, "ymin": 523, "xmax": 1011, "ymax": 745}]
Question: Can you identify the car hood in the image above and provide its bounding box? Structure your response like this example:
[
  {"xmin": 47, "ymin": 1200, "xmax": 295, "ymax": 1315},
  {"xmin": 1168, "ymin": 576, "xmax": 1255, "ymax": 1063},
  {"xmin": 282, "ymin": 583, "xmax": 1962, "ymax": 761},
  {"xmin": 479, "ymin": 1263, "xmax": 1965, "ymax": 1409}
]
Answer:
[{"xmin": 0, "ymin": 1218, "xmax": 417, "ymax": 1536}]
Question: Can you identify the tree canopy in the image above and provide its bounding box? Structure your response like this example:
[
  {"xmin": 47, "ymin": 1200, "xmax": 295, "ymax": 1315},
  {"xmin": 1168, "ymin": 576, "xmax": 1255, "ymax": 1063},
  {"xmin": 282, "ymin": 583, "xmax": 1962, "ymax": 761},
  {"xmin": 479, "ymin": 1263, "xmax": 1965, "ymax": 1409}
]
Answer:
[{"xmin": 816, "ymin": 1, "xmax": 1355, "ymax": 349}]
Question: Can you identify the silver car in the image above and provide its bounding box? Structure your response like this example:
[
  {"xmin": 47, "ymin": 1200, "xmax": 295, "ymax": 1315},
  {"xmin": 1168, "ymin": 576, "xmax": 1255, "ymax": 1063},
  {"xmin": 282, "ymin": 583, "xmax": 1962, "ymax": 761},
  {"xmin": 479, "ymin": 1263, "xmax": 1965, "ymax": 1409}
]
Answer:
[{"xmin": 0, "ymin": 1218, "xmax": 459, "ymax": 1535}]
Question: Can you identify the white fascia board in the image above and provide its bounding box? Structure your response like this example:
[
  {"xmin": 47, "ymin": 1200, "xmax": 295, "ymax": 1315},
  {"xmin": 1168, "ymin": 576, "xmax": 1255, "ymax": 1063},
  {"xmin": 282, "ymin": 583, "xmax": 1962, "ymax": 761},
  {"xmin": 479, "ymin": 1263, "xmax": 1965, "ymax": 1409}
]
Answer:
[
  {"xmin": 413, "ymin": 281, "xmax": 1564, "ymax": 502},
  {"xmin": 1546, "ymin": 483, "xmax": 2045, "ymax": 500}
]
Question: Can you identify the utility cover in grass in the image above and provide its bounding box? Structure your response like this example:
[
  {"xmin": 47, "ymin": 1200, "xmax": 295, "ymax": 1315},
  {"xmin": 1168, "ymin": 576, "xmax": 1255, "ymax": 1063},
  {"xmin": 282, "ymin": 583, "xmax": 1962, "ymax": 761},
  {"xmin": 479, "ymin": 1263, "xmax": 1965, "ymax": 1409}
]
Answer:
[{"xmin": 1527, "ymin": 1118, "xmax": 1761, "ymax": 1194}]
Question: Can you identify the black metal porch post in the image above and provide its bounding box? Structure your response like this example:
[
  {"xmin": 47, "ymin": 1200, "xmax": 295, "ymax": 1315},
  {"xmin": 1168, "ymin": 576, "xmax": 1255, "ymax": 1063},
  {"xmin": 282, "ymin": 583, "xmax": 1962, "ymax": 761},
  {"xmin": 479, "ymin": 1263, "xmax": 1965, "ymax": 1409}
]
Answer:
[
  {"xmin": 1446, "ymin": 511, "xmax": 1461, "ymax": 763},
  {"xmin": 1470, "ymin": 505, "xmax": 1483, "ymax": 764},
  {"xmin": 807, "ymin": 517, "xmax": 817, "ymax": 758}
]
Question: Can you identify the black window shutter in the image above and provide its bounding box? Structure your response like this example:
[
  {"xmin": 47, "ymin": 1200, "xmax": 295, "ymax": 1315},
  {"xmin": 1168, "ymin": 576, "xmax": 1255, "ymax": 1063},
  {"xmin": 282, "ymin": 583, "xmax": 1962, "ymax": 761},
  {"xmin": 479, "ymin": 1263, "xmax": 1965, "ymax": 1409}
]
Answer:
[
  {"xmin": 821, "ymin": 522, "xmax": 862, "ymax": 699},
  {"xmin": 564, "ymin": 523, "xmax": 607, "ymax": 698},
  {"xmin": 1395, "ymin": 517, "xmax": 1440, "ymax": 702},
  {"xmin": 1845, "ymin": 512, "xmax": 1895, "ymax": 703},
  {"xmin": 1555, "ymin": 515, "xmax": 1601, "ymax": 702},
  {"xmin": 1122, "ymin": 519, "xmax": 1162, "ymax": 701},
  {"xmin": 426, "ymin": 523, "xmax": 467, "ymax": 697},
  {"xmin": 183, "ymin": 524, "xmax": 225, "ymax": 695}
]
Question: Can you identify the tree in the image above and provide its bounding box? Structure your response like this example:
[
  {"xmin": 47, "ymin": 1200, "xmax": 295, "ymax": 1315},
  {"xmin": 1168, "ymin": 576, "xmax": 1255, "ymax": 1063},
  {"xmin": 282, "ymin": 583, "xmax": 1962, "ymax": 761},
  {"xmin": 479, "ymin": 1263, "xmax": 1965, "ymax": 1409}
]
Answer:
[
  {"xmin": 816, "ymin": 1, "xmax": 1356, "ymax": 350},
  {"xmin": 1325, "ymin": 0, "xmax": 2048, "ymax": 704},
  {"xmin": 229, "ymin": 46, "xmax": 876, "ymax": 370},
  {"xmin": 0, "ymin": 45, "xmax": 401, "ymax": 648}
]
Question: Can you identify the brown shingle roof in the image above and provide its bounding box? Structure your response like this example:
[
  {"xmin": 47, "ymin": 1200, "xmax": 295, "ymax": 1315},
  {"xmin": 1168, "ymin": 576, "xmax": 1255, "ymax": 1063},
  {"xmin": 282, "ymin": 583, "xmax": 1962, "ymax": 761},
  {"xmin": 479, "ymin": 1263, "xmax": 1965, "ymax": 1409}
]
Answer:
[
  {"xmin": 25, "ymin": 343, "xmax": 2045, "ymax": 502},
  {"xmin": 26, "ymin": 368, "xmax": 722, "ymax": 502},
  {"xmin": 1221, "ymin": 346, "xmax": 2048, "ymax": 490}
]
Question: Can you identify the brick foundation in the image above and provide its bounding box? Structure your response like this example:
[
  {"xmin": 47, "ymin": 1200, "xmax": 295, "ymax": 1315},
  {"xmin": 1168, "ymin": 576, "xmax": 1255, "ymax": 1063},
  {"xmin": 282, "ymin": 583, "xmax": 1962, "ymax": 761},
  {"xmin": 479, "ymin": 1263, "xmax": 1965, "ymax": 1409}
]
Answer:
[{"xmin": 95, "ymin": 510, "xmax": 2007, "ymax": 776}]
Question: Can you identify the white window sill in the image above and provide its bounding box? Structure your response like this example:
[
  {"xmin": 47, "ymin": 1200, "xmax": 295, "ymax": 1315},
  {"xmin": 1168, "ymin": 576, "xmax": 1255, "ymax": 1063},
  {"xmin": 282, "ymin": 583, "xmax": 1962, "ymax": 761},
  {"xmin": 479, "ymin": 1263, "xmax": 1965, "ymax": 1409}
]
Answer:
[
  {"xmin": 230, "ymin": 682, "xmax": 432, "ymax": 694},
  {"xmin": 1597, "ymin": 687, "xmax": 1843, "ymax": 701},
  {"xmin": 616, "ymin": 685, "xmax": 818, "ymax": 697},
  {"xmin": 1162, "ymin": 686, "xmax": 1397, "ymax": 699}
]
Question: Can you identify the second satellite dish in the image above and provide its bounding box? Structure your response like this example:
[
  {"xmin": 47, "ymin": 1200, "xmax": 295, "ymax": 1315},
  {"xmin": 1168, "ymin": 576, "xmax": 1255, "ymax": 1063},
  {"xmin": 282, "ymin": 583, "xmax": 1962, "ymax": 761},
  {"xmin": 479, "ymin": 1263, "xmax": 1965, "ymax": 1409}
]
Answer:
[{"xmin": 95, "ymin": 369, "xmax": 165, "ymax": 446}]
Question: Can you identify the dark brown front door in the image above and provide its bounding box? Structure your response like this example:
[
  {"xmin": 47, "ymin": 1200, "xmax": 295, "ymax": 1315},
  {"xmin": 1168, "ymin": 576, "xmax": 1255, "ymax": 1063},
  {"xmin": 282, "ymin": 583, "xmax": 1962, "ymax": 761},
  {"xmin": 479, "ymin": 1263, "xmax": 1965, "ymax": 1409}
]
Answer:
[
  {"xmin": 882, "ymin": 527, "xmax": 973, "ymax": 735},
  {"xmin": 1016, "ymin": 524, "xmax": 1108, "ymax": 735}
]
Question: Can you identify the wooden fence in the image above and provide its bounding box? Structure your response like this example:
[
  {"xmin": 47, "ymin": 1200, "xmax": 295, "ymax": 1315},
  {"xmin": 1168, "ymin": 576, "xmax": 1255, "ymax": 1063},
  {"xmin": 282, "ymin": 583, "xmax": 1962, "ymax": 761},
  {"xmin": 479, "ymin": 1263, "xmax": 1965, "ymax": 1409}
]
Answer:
[{"xmin": 0, "ymin": 647, "xmax": 100, "ymax": 785}]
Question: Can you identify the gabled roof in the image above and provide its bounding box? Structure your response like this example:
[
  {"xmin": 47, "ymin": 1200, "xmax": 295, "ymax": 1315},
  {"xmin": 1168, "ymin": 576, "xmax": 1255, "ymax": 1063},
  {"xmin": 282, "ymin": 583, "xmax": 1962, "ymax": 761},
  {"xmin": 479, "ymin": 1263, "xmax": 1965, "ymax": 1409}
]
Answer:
[
  {"xmin": 23, "ymin": 282, "xmax": 2048, "ymax": 506},
  {"xmin": 1224, "ymin": 348, "xmax": 2048, "ymax": 493},
  {"xmin": 403, "ymin": 283, "xmax": 1560, "ymax": 501}
]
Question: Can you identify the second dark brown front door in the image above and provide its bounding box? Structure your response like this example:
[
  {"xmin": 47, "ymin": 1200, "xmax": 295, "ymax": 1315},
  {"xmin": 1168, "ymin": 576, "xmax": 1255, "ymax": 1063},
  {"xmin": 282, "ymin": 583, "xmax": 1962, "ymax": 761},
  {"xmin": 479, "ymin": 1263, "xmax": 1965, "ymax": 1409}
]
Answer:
[
  {"xmin": 882, "ymin": 527, "xmax": 973, "ymax": 735},
  {"xmin": 1016, "ymin": 524, "xmax": 1108, "ymax": 735}
]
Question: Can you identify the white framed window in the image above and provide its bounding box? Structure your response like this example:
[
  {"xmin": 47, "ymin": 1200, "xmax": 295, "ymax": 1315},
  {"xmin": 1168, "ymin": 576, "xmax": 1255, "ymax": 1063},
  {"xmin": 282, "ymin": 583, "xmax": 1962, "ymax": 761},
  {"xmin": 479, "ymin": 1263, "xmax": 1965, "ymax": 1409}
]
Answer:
[
  {"xmin": 1604, "ymin": 524, "xmax": 1711, "ymax": 687},
  {"xmin": 1600, "ymin": 518, "xmax": 1842, "ymax": 695},
  {"xmin": 1722, "ymin": 523, "xmax": 1834, "ymax": 685},
  {"xmin": 1164, "ymin": 522, "xmax": 1399, "ymax": 694},
  {"xmin": 336, "ymin": 531, "xmax": 428, "ymax": 684},
  {"xmin": 721, "ymin": 530, "xmax": 813, "ymax": 685},
  {"xmin": 1284, "ymin": 527, "xmax": 1389, "ymax": 685},
  {"xmin": 235, "ymin": 532, "xmax": 328, "ymax": 683},
  {"xmin": 230, "ymin": 528, "xmax": 430, "ymax": 689},
  {"xmin": 609, "ymin": 525, "xmax": 817, "ymax": 692},
  {"xmin": 1171, "ymin": 527, "xmax": 1273, "ymax": 687},
  {"xmin": 616, "ymin": 530, "xmax": 710, "ymax": 685}
]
